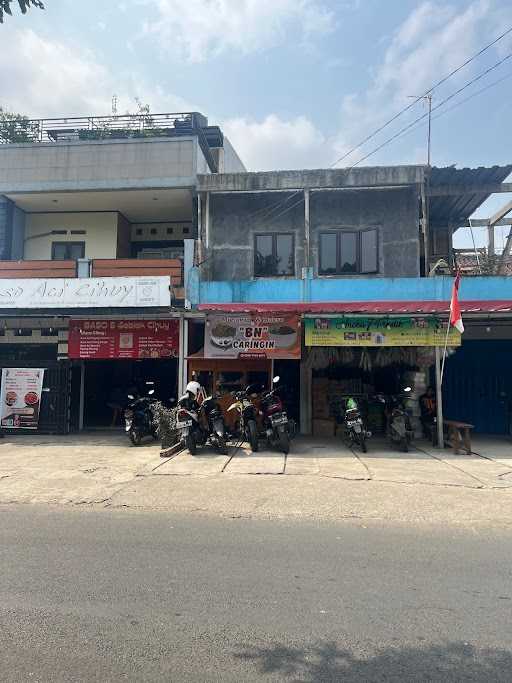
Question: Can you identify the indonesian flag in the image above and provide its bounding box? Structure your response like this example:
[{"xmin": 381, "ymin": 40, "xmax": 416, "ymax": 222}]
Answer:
[{"xmin": 450, "ymin": 271, "xmax": 464, "ymax": 334}]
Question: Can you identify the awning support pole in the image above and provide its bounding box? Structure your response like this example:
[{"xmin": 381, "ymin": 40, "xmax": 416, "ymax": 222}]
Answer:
[{"xmin": 435, "ymin": 345, "xmax": 444, "ymax": 448}]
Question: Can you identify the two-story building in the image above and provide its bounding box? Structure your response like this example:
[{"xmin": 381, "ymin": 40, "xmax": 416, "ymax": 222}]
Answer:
[
  {"xmin": 0, "ymin": 111, "xmax": 244, "ymax": 431},
  {"xmin": 191, "ymin": 165, "xmax": 512, "ymax": 437}
]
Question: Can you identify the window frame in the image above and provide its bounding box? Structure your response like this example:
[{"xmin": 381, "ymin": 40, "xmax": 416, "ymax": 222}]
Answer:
[
  {"xmin": 318, "ymin": 229, "xmax": 379, "ymax": 276},
  {"xmin": 51, "ymin": 241, "xmax": 86, "ymax": 261},
  {"xmin": 254, "ymin": 232, "xmax": 295, "ymax": 278}
]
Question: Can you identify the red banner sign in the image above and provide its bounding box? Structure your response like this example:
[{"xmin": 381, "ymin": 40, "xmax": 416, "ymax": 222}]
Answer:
[{"xmin": 68, "ymin": 320, "xmax": 180, "ymax": 360}]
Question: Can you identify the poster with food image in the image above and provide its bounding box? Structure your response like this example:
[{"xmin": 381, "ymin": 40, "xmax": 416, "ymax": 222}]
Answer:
[
  {"xmin": 205, "ymin": 313, "xmax": 301, "ymax": 359},
  {"xmin": 0, "ymin": 368, "xmax": 45, "ymax": 429}
]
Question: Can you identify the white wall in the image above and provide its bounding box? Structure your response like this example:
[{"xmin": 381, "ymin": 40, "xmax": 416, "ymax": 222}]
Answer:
[{"xmin": 24, "ymin": 212, "xmax": 118, "ymax": 259}]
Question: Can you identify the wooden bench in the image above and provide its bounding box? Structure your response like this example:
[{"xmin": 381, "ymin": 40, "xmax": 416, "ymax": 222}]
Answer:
[{"xmin": 444, "ymin": 420, "xmax": 474, "ymax": 454}]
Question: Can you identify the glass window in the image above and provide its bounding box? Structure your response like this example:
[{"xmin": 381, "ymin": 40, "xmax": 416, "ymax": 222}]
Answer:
[
  {"xmin": 319, "ymin": 233, "xmax": 337, "ymax": 275},
  {"xmin": 254, "ymin": 234, "xmax": 294, "ymax": 277},
  {"xmin": 51, "ymin": 242, "xmax": 85, "ymax": 260},
  {"xmin": 340, "ymin": 232, "xmax": 357, "ymax": 273},
  {"xmin": 276, "ymin": 234, "xmax": 294, "ymax": 275},
  {"xmin": 361, "ymin": 229, "xmax": 378, "ymax": 273}
]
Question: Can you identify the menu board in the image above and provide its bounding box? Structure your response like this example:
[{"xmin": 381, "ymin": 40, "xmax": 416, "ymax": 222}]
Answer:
[
  {"xmin": 0, "ymin": 368, "xmax": 45, "ymax": 429},
  {"xmin": 204, "ymin": 313, "xmax": 301, "ymax": 359},
  {"xmin": 68, "ymin": 320, "xmax": 180, "ymax": 359}
]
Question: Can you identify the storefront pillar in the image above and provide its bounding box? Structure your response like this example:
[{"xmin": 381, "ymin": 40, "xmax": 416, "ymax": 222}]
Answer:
[
  {"xmin": 78, "ymin": 361, "xmax": 85, "ymax": 432},
  {"xmin": 300, "ymin": 355, "xmax": 312, "ymax": 435},
  {"xmin": 178, "ymin": 316, "xmax": 188, "ymax": 396},
  {"xmin": 434, "ymin": 345, "xmax": 444, "ymax": 448}
]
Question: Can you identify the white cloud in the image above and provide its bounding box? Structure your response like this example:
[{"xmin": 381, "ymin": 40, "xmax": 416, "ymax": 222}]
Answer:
[
  {"xmin": 222, "ymin": 114, "xmax": 329, "ymax": 171},
  {"xmin": 0, "ymin": 29, "xmax": 198, "ymax": 119},
  {"xmin": 333, "ymin": 0, "xmax": 512, "ymax": 166},
  {"xmin": 143, "ymin": 0, "xmax": 334, "ymax": 63}
]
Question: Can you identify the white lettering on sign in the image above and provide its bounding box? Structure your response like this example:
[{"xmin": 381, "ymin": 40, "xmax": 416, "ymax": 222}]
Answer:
[{"xmin": 0, "ymin": 277, "xmax": 171, "ymax": 308}]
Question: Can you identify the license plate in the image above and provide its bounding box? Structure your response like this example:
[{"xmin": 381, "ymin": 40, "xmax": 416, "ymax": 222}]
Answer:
[
  {"xmin": 353, "ymin": 423, "xmax": 362, "ymax": 433},
  {"xmin": 125, "ymin": 420, "xmax": 132, "ymax": 432},
  {"xmin": 178, "ymin": 420, "xmax": 193, "ymax": 428},
  {"xmin": 272, "ymin": 416, "xmax": 288, "ymax": 425}
]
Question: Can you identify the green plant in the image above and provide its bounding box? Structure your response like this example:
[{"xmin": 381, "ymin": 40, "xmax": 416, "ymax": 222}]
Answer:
[
  {"xmin": 0, "ymin": 0, "xmax": 44, "ymax": 23},
  {"xmin": 0, "ymin": 107, "xmax": 37, "ymax": 143},
  {"xmin": 152, "ymin": 402, "xmax": 179, "ymax": 449}
]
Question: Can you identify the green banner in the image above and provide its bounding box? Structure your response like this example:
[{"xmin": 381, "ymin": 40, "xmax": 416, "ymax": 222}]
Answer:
[{"xmin": 305, "ymin": 316, "xmax": 461, "ymax": 347}]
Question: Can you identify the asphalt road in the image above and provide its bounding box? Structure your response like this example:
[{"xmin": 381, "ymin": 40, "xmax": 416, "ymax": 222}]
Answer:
[{"xmin": 1, "ymin": 507, "xmax": 512, "ymax": 682}]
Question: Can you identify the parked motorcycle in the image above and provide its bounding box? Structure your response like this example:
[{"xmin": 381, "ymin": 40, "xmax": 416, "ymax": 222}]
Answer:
[
  {"xmin": 124, "ymin": 383, "xmax": 158, "ymax": 446},
  {"xmin": 227, "ymin": 385, "xmax": 260, "ymax": 452},
  {"xmin": 342, "ymin": 396, "xmax": 370, "ymax": 453},
  {"xmin": 379, "ymin": 387, "xmax": 414, "ymax": 452},
  {"xmin": 176, "ymin": 382, "xmax": 228, "ymax": 455},
  {"xmin": 259, "ymin": 376, "xmax": 291, "ymax": 455}
]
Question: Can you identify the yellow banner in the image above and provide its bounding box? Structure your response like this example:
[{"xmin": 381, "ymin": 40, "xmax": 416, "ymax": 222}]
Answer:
[{"xmin": 305, "ymin": 316, "xmax": 461, "ymax": 347}]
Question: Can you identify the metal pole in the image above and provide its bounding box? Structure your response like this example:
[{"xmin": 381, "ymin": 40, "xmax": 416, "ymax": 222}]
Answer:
[
  {"xmin": 427, "ymin": 94, "xmax": 432, "ymax": 167},
  {"xmin": 435, "ymin": 345, "xmax": 444, "ymax": 448},
  {"xmin": 78, "ymin": 361, "xmax": 85, "ymax": 431}
]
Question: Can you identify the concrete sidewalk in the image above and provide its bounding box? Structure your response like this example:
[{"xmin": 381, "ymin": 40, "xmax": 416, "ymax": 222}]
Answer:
[{"xmin": 1, "ymin": 431, "xmax": 511, "ymax": 524}]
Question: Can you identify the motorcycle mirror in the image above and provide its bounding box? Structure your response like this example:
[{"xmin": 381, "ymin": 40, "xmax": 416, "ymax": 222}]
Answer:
[
  {"xmin": 127, "ymin": 394, "xmax": 134, "ymax": 400},
  {"xmin": 273, "ymin": 376, "xmax": 280, "ymax": 384},
  {"xmin": 148, "ymin": 389, "xmax": 155, "ymax": 395}
]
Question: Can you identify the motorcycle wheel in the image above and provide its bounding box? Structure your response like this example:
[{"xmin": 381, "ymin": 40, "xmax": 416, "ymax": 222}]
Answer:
[
  {"xmin": 129, "ymin": 429, "xmax": 142, "ymax": 446},
  {"xmin": 278, "ymin": 430, "xmax": 290, "ymax": 455},
  {"xmin": 186, "ymin": 433, "xmax": 197, "ymax": 456},
  {"xmin": 217, "ymin": 435, "xmax": 228, "ymax": 456},
  {"xmin": 358, "ymin": 432, "xmax": 367, "ymax": 453},
  {"xmin": 247, "ymin": 420, "xmax": 259, "ymax": 453}
]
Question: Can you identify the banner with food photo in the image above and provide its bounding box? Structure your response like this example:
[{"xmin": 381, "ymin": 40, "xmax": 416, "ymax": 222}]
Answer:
[
  {"xmin": 204, "ymin": 313, "xmax": 301, "ymax": 359},
  {"xmin": 0, "ymin": 368, "xmax": 45, "ymax": 429}
]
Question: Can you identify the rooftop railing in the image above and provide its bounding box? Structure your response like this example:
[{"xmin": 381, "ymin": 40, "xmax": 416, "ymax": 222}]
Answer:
[{"xmin": 0, "ymin": 111, "xmax": 217, "ymax": 172}]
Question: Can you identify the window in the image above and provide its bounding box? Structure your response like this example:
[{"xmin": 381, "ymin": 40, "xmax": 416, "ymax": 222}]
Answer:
[
  {"xmin": 254, "ymin": 233, "xmax": 294, "ymax": 277},
  {"xmin": 51, "ymin": 242, "xmax": 85, "ymax": 260},
  {"xmin": 319, "ymin": 229, "xmax": 378, "ymax": 275}
]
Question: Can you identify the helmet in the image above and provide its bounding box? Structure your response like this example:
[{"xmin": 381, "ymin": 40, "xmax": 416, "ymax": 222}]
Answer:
[{"xmin": 185, "ymin": 381, "xmax": 201, "ymax": 397}]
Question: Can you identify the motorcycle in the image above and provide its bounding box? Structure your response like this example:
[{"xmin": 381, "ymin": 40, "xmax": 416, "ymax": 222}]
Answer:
[
  {"xmin": 176, "ymin": 391, "xmax": 228, "ymax": 455},
  {"xmin": 227, "ymin": 385, "xmax": 260, "ymax": 452},
  {"xmin": 379, "ymin": 387, "xmax": 414, "ymax": 452},
  {"xmin": 342, "ymin": 396, "xmax": 370, "ymax": 453},
  {"xmin": 259, "ymin": 376, "xmax": 291, "ymax": 455},
  {"xmin": 124, "ymin": 383, "xmax": 158, "ymax": 446}
]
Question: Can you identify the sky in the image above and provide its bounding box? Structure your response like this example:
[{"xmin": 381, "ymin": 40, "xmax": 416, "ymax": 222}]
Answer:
[{"xmin": 0, "ymin": 0, "xmax": 511, "ymax": 247}]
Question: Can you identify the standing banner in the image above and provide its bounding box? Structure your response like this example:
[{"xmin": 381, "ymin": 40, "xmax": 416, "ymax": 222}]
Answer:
[
  {"xmin": 0, "ymin": 368, "xmax": 45, "ymax": 429},
  {"xmin": 68, "ymin": 320, "xmax": 180, "ymax": 359},
  {"xmin": 205, "ymin": 313, "xmax": 301, "ymax": 359},
  {"xmin": 304, "ymin": 316, "xmax": 461, "ymax": 347}
]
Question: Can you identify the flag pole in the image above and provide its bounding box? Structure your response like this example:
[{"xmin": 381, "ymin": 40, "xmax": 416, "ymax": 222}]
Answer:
[{"xmin": 440, "ymin": 312, "xmax": 451, "ymax": 383}]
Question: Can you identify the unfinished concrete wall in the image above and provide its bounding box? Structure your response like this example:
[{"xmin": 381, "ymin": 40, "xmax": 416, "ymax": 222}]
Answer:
[
  {"xmin": 310, "ymin": 186, "xmax": 420, "ymax": 277},
  {"xmin": 206, "ymin": 191, "xmax": 305, "ymax": 281},
  {"xmin": 206, "ymin": 184, "xmax": 420, "ymax": 281}
]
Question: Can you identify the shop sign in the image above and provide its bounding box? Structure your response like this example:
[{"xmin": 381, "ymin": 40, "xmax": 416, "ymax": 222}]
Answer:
[
  {"xmin": 0, "ymin": 276, "xmax": 171, "ymax": 309},
  {"xmin": 68, "ymin": 319, "xmax": 180, "ymax": 359},
  {"xmin": 304, "ymin": 316, "xmax": 461, "ymax": 347},
  {"xmin": 205, "ymin": 313, "xmax": 301, "ymax": 359},
  {"xmin": 0, "ymin": 368, "xmax": 45, "ymax": 429}
]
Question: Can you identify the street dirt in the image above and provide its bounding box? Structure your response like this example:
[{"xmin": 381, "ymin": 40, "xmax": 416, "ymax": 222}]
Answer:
[{"xmin": 1, "ymin": 432, "xmax": 511, "ymax": 525}]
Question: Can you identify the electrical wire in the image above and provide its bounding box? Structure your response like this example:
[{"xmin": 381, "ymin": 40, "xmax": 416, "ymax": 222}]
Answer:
[
  {"xmin": 347, "ymin": 50, "xmax": 512, "ymax": 171},
  {"xmin": 243, "ymin": 27, "xmax": 512, "ymax": 228}
]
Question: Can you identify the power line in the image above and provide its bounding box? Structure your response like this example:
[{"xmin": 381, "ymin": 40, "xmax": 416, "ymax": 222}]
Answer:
[
  {"xmin": 330, "ymin": 25, "xmax": 512, "ymax": 168},
  {"xmin": 347, "ymin": 50, "xmax": 512, "ymax": 171},
  {"xmin": 244, "ymin": 26, "xmax": 512, "ymax": 229}
]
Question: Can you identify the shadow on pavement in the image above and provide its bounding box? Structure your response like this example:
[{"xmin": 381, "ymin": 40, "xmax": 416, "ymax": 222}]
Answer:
[{"xmin": 235, "ymin": 640, "xmax": 512, "ymax": 682}]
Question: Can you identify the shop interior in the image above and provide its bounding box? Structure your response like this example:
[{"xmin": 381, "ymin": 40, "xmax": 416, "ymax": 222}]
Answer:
[
  {"xmin": 82, "ymin": 358, "xmax": 178, "ymax": 428},
  {"xmin": 307, "ymin": 346, "xmax": 434, "ymax": 438}
]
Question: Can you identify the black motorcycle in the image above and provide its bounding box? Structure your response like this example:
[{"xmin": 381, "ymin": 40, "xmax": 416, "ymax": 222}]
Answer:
[
  {"xmin": 227, "ymin": 385, "xmax": 259, "ymax": 452},
  {"xmin": 342, "ymin": 397, "xmax": 370, "ymax": 453},
  {"xmin": 379, "ymin": 388, "xmax": 414, "ymax": 452},
  {"xmin": 124, "ymin": 385, "xmax": 158, "ymax": 446},
  {"xmin": 259, "ymin": 376, "xmax": 291, "ymax": 455},
  {"xmin": 176, "ymin": 393, "xmax": 228, "ymax": 455}
]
